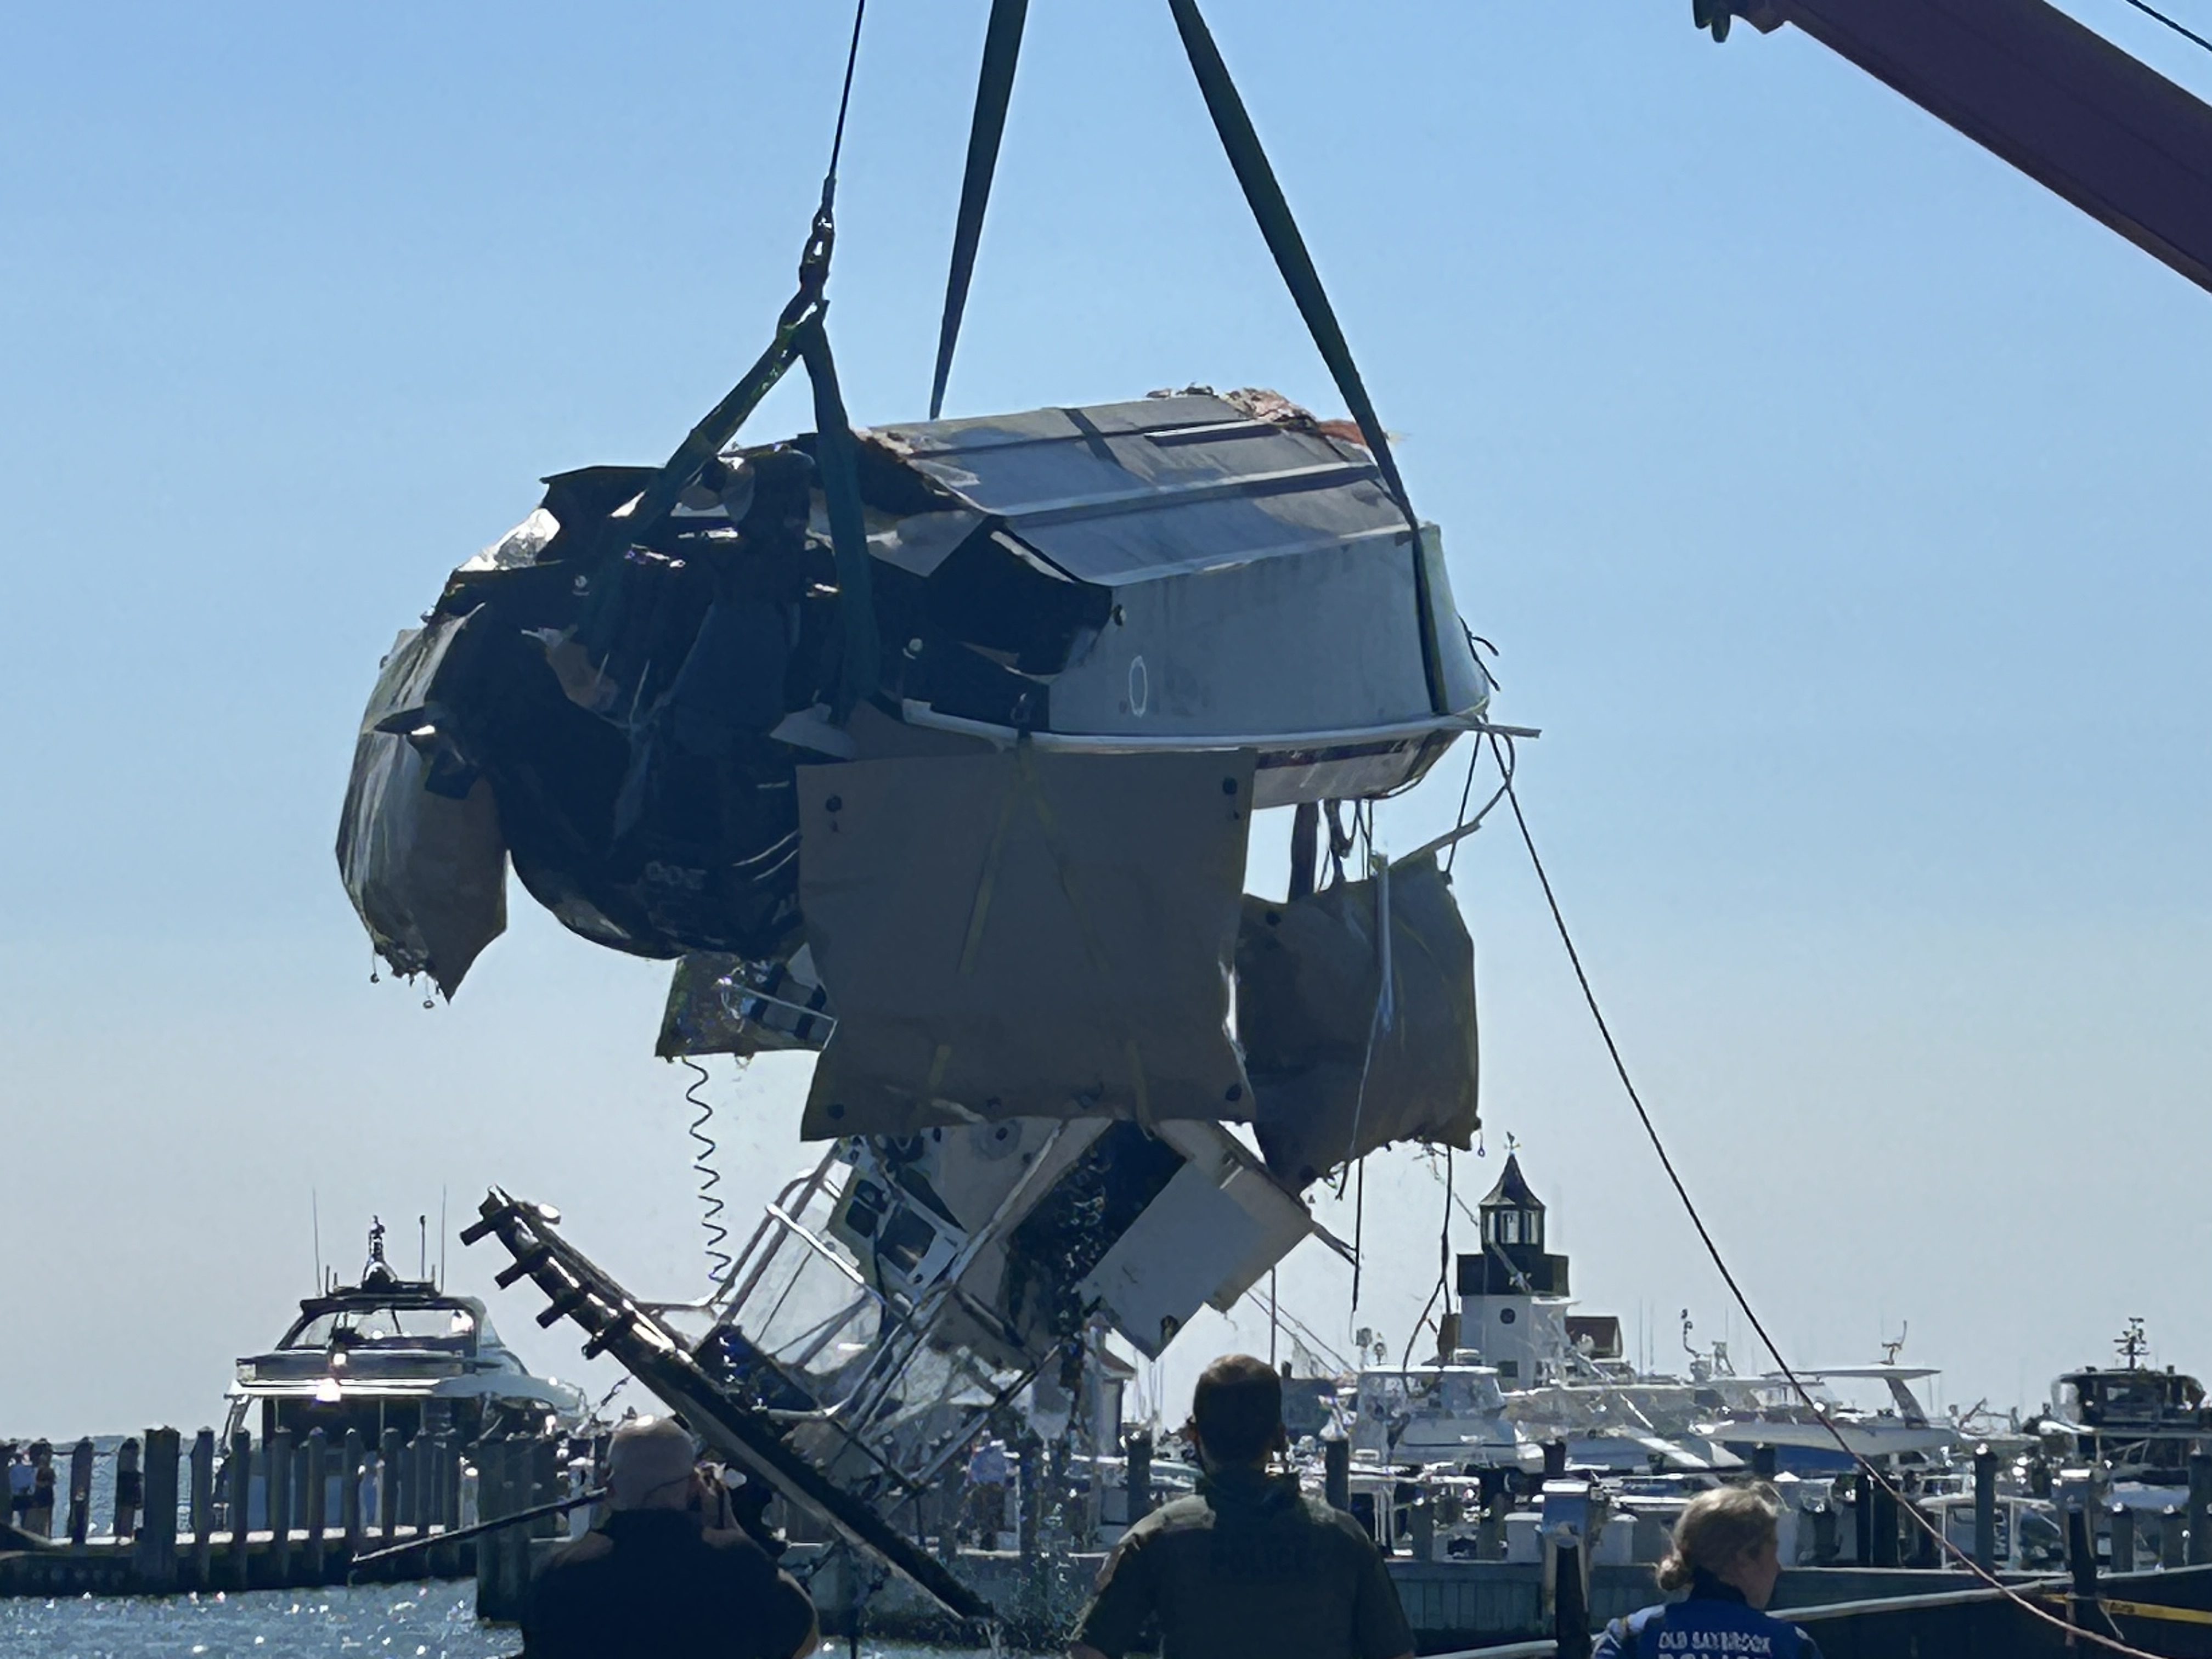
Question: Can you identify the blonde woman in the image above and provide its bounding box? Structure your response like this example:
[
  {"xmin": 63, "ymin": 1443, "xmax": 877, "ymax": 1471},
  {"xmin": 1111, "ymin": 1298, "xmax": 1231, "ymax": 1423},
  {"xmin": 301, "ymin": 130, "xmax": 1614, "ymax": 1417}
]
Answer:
[{"xmin": 1594, "ymin": 1484, "xmax": 1822, "ymax": 1658}]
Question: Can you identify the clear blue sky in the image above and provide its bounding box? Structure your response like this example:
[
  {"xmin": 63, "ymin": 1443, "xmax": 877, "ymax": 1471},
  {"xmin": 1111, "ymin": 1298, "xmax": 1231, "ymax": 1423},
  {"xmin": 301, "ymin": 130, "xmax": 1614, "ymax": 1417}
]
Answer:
[{"xmin": 4, "ymin": 1, "xmax": 2209, "ymax": 1435}]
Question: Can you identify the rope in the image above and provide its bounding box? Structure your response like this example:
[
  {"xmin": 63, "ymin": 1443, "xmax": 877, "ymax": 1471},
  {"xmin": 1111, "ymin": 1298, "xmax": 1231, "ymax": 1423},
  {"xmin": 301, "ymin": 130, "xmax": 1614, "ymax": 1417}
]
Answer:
[{"xmin": 1489, "ymin": 729, "xmax": 2162, "ymax": 1658}]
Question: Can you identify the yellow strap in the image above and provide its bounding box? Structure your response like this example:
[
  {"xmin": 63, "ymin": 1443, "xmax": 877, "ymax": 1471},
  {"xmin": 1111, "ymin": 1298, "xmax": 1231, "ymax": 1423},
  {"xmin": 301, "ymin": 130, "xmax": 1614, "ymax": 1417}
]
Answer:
[
  {"xmin": 2033, "ymin": 1591, "xmax": 2212, "ymax": 1627},
  {"xmin": 2103, "ymin": 1597, "xmax": 2212, "ymax": 1627}
]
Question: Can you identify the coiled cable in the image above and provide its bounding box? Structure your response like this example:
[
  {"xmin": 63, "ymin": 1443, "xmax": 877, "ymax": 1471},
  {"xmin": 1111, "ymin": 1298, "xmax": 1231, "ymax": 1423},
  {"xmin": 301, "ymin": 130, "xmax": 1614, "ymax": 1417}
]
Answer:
[{"xmin": 681, "ymin": 1059, "xmax": 734, "ymax": 1288}]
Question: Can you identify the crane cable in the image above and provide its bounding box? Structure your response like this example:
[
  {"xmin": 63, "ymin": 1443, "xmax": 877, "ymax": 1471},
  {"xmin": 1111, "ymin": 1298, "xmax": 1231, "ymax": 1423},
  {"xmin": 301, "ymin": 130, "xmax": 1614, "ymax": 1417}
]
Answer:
[
  {"xmin": 2114, "ymin": 0, "xmax": 2212, "ymax": 57},
  {"xmin": 1488, "ymin": 729, "xmax": 2160, "ymax": 1657}
]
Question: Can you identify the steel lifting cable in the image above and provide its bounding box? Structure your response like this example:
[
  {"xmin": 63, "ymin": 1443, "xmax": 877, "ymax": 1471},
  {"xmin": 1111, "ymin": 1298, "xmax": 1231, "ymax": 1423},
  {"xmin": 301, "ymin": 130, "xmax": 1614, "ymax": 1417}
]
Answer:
[{"xmin": 1487, "ymin": 728, "xmax": 2163, "ymax": 1659}]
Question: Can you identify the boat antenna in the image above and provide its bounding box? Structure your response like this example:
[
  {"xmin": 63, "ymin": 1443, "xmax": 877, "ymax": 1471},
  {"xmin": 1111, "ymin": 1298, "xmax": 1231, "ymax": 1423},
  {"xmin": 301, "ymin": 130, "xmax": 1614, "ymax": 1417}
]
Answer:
[
  {"xmin": 312, "ymin": 1189, "xmax": 324, "ymax": 1294},
  {"xmin": 419, "ymin": 1214, "xmax": 429, "ymax": 1281},
  {"xmin": 439, "ymin": 1187, "xmax": 448, "ymax": 1291}
]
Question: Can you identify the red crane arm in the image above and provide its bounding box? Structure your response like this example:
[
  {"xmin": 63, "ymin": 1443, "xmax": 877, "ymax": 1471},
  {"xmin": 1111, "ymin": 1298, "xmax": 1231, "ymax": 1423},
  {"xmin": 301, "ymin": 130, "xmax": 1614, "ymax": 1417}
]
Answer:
[{"xmin": 1711, "ymin": 0, "xmax": 2212, "ymax": 293}]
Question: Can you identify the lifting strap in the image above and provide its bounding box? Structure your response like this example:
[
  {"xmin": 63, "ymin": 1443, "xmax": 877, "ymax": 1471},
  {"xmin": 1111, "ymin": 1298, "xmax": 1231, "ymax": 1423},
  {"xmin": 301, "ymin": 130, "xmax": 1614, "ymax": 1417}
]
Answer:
[
  {"xmin": 928, "ymin": 0, "xmax": 1449, "ymax": 712},
  {"xmin": 590, "ymin": 1, "xmax": 879, "ymax": 721},
  {"xmin": 930, "ymin": 0, "xmax": 1030, "ymax": 420}
]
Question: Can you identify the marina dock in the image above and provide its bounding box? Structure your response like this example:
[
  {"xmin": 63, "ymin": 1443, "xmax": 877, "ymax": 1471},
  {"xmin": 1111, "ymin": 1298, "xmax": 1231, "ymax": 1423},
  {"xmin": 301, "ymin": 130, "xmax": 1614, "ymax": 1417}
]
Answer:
[{"xmin": 0, "ymin": 1426, "xmax": 565, "ymax": 1600}]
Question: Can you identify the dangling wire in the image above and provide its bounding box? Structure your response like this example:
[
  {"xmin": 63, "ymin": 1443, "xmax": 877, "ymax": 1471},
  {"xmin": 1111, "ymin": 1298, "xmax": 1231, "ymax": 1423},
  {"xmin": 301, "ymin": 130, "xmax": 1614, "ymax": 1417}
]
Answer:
[{"xmin": 681, "ymin": 1059, "xmax": 733, "ymax": 1288}]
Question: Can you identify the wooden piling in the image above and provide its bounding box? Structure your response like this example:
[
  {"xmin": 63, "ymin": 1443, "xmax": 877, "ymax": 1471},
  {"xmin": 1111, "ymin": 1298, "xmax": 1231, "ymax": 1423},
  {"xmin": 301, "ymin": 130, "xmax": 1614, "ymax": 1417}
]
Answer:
[
  {"xmin": 2068, "ymin": 1505, "xmax": 2098, "ymax": 1632},
  {"xmin": 430, "ymin": 1435, "xmax": 460, "ymax": 1577},
  {"xmin": 189, "ymin": 1429, "xmax": 214, "ymax": 1586},
  {"xmin": 66, "ymin": 1437, "xmax": 94, "ymax": 1547},
  {"xmin": 111, "ymin": 1436, "xmax": 142, "ymax": 1542},
  {"xmin": 378, "ymin": 1429, "xmax": 402, "ymax": 1546},
  {"xmin": 1553, "ymin": 1539, "xmax": 1592, "ymax": 1659},
  {"xmin": 2164, "ymin": 1505, "xmax": 2187, "ymax": 1570},
  {"xmin": 531, "ymin": 1438, "xmax": 560, "ymax": 1539},
  {"xmin": 1870, "ymin": 1475, "xmax": 1901, "ymax": 1568},
  {"xmin": 1125, "ymin": 1430, "xmax": 1153, "ymax": 1524},
  {"xmin": 1477, "ymin": 1470, "xmax": 1507, "ymax": 1561},
  {"xmin": 133, "ymin": 1427, "xmax": 180, "ymax": 1592},
  {"xmin": 1972, "ymin": 1443, "xmax": 1997, "ymax": 1572},
  {"xmin": 474, "ymin": 1438, "xmax": 511, "ymax": 1621},
  {"xmin": 227, "ymin": 1432, "xmax": 253, "ymax": 1588},
  {"xmin": 1810, "ymin": 1501, "xmax": 1838, "ymax": 1565},
  {"xmin": 2109, "ymin": 1501, "xmax": 2136, "ymax": 1573},
  {"xmin": 1409, "ymin": 1497, "xmax": 1435, "ymax": 1562},
  {"xmin": 342, "ymin": 1429, "xmax": 365, "ymax": 1565},
  {"xmin": 402, "ymin": 1432, "xmax": 424, "ymax": 1533},
  {"xmin": 303, "ymin": 1427, "xmax": 328, "ymax": 1585},
  {"xmin": 2190, "ymin": 1451, "xmax": 2212, "ymax": 1566},
  {"xmin": 1751, "ymin": 1442, "xmax": 1777, "ymax": 1481},
  {"xmin": 268, "ymin": 1429, "xmax": 294, "ymax": 1584},
  {"xmin": 1851, "ymin": 1470, "xmax": 1872, "ymax": 1565},
  {"xmin": 1324, "ymin": 1437, "xmax": 1350, "ymax": 1513}
]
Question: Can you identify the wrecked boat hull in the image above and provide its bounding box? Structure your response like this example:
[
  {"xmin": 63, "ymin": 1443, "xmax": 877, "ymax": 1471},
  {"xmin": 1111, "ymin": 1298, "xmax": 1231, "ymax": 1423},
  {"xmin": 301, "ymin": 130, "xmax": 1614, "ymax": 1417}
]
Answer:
[{"xmin": 342, "ymin": 388, "xmax": 1489, "ymax": 1182}]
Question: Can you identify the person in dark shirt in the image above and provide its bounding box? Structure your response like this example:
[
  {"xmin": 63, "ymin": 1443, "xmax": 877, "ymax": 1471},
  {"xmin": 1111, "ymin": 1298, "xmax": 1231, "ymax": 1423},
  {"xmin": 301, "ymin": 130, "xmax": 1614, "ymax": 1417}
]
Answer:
[
  {"xmin": 522, "ymin": 1417, "xmax": 817, "ymax": 1659},
  {"xmin": 1070, "ymin": 1354, "xmax": 1414, "ymax": 1659},
  {"xmin": 1594, "ymin": 1483, "xmax": 1824, "ymax": 1658}
]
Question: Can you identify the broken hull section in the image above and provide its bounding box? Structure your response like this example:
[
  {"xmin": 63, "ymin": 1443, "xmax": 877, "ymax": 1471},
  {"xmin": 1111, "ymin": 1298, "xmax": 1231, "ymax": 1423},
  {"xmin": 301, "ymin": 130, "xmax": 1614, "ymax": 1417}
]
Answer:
[{"xmin": 343, "ymin": 389, "xmax": 1489, "ymax": 1183}]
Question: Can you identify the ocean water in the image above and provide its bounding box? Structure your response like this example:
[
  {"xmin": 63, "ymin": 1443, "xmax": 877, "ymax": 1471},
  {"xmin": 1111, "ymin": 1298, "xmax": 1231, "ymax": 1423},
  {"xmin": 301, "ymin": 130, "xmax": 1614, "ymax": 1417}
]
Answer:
[{"xmin": 0, "ymin": 1587, "xmax": 1015, "ymax": 1659}]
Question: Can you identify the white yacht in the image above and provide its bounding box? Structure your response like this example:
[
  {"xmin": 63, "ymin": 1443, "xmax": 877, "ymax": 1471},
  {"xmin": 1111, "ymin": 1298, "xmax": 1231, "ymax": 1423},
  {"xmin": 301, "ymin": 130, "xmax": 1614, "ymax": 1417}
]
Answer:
[
  {"xmin": 222, "ymin": 1219, "xmax": 587, "ymax": 1449},
  {"xmin": 1695, "ymin": 1364, "xmax": 1961, "ymax": 1473}
]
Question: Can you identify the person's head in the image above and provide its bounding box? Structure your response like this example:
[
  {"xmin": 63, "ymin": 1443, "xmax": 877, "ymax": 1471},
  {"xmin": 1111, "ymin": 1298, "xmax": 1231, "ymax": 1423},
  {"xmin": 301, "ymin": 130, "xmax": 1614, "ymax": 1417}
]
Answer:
[
  {"xmin": 1657, "ymin": 1483, "xmax": 1785, "ymax": 1609},
  {"xmin": 1189, "ymin": 1354, "xmax": 1288, "ymax": 1472},
  {"xmin": 605, "ymin": 1418, "xmax": 703, "ymax": 1513}
]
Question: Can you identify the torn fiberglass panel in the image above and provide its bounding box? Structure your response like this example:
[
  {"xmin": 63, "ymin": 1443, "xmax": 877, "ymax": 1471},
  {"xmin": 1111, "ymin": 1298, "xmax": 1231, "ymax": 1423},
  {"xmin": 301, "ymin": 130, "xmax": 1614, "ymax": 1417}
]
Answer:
[
  {"xmin": 335, "ymin": 615, "xmax": 509, "ymax": 996},
  {"xmin": 795, "ymin": 747, "xmax": 1256, "ymax": 1139}
]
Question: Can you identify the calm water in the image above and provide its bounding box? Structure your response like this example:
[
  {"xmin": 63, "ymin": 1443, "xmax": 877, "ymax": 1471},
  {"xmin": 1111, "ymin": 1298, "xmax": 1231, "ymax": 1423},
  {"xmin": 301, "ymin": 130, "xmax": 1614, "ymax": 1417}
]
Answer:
[{"xmin": 0, "ymin": 1585, "xmax": 1016, "ymax": 1659}]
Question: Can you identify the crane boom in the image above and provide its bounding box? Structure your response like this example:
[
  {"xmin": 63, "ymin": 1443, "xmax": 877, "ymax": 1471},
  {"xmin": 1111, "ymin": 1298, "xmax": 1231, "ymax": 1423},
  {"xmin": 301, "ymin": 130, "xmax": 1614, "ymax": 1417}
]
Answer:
[{"xmin": 1708, "ymin": 0, "xmax": 2212, "ymax": 294}]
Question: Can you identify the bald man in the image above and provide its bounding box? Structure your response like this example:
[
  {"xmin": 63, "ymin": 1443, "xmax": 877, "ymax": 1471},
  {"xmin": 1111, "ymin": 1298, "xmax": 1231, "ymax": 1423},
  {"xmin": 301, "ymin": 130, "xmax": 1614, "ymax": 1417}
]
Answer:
[{"xmin": 522, "ymin": 1418, "xmax": 818, "ymax": 1659}]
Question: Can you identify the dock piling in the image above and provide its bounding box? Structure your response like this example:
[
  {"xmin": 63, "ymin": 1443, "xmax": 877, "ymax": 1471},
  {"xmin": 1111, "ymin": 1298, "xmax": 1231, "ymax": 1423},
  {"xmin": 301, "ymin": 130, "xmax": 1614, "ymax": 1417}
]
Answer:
[
  {"xmin": 66, "ymin": 1437, "xmax": 94, "ymax": 1547},
  {"xmin": 188, "ymin": 1429, "xmax": 214, "ymax": 1585},
  {"xmin": 1869, "ymin": 1475, "xmax": 1901, "ymax": 1568},
  {"xmin": 111, "ymin": 1436, "xmax": 142, "ymax": 1543},
  {"xmin": 269, "ymin": 1429, "xmax": 294, "ymax": 1584},
  {"xmin": 227, "ymin": 1432, "xmax": 252, "ymax": 1587},
  {"xmin": 133, "ymin": 1427, "xmax": 180, "ymax": 1592},
  {"xmin": 2067, "ymin": 1505, "xmax": 2098, "ymax": 1631},
  {"xmin": 2163, "ymin": 1504, "xmax": 2186, "ymax": 1569},
  {"xmin": 1324, "ymin": 1437, "xmax": 1350, "ymax": 1513},
  {"xmin": 304, "ymin": 1427, "xmax": 328, "ymax": 1585},
  {"xmin": 2109, "ymin": 1501, "xmax": 2136, "ymax": 1573},
  {"xmin": 2190, "ymin": 1452, "xmax": 2212, "ymax": 1566},
  {"xmin": 342, "ymin": 1429, "xmax": 365, "ymax": 1565},
  {"xmin": 1409, "ymin": 1497, "xmax": 1435, "ymax": 1563},
  {"xmin": 430, "ymin": 1435, "xmax": 460, "ymax": 1577},
  {"xmin": 1553, "ymin": 1539, "xmax": 1591, "ymax": 1659},
  {"xmin": 1125, "ymin": 1430, "xmax": 1152, "ymax": 1524},
  {"xmin": 378, "ymin": 1429, "xmax": 401, "ymax": 1547},
  {"xmin": 1972, "ymin": 1444, "xmax": 1996, "ymax": 1572}
]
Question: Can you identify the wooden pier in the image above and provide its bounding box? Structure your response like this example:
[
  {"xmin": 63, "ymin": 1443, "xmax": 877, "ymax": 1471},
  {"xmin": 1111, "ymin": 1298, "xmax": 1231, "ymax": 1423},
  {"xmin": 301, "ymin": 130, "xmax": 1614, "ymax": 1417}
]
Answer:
[{"xmin": 0, "ymin": 1424, "xmax": 572, "ymax": 1600}]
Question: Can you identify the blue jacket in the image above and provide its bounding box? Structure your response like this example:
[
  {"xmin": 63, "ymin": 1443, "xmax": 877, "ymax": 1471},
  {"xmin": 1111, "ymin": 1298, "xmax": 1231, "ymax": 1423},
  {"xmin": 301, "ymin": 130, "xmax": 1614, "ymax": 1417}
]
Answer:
[{"xmin": 1593, "ymin": 1573, "xmax": 1822, "ymax": 1659}]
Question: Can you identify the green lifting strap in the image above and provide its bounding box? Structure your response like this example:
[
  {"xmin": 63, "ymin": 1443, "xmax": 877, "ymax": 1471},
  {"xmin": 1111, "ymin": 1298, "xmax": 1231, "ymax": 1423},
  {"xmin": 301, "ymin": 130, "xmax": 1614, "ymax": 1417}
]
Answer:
[
  {"xmin": 1165, "ymin": 0, "xmax": 1446, "ymax": 713},
  {"xmin": 930, "ymin": 0, "xmax": 1029, "ymax": 420},
  {"xmin": 799, "ymin": 317, "xmax": 880, "ymax": 721},
  {"xmin": 1164, "ymin": 0, "xmax": 1413, "ymax": 528}
]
